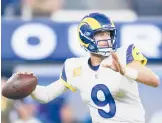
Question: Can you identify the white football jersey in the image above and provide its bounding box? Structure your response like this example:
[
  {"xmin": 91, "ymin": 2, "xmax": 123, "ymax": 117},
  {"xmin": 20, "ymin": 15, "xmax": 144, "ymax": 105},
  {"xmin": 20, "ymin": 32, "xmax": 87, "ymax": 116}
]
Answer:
[{"xmin": 60, "ymin": 44, "xmax": 147, "ymax": 123}]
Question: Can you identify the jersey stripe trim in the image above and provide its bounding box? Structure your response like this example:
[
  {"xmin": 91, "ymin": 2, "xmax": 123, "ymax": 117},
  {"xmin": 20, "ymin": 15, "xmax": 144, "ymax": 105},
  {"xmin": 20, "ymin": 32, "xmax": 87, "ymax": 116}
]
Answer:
[
  {"xmin": 60, "ymin": 63, "xmax": 67, "ymax": 82},
  {"xmin": 60, "ymin": 78, "xmax": 76, "ymax": 92}
]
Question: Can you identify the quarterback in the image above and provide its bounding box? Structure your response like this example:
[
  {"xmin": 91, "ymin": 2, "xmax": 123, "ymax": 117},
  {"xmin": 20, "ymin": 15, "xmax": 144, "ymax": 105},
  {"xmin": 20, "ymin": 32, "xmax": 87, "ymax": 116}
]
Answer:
[{"xmin": 22, "ymin": 13, "xmax": 159, "ymax": 123}]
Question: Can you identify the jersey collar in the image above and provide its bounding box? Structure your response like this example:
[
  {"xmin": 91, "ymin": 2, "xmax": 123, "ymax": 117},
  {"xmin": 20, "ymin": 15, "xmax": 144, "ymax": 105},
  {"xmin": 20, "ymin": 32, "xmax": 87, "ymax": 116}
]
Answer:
[{"xmin": 88, "ymin": 58, "xmax": 100, "ymax": 71}]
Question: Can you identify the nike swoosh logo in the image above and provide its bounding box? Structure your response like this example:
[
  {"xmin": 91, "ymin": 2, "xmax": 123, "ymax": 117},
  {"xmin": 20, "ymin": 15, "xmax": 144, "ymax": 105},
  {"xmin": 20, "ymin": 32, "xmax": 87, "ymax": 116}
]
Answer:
[{"xmin": 136, "ymin": 52, "xmax": 140, "ymax": 55}]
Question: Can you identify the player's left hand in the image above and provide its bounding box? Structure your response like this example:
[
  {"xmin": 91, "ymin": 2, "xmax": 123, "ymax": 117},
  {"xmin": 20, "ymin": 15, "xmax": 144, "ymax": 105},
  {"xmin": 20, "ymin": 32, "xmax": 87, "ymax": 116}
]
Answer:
[{"xmin": 102, "ymin": 51, "xmax": 125, "ymax": 75}]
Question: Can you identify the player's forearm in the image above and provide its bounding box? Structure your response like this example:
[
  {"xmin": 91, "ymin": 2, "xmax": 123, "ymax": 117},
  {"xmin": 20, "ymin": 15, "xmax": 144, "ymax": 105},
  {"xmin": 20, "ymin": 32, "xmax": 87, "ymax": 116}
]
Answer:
[
  {"xmin": 135, "ymin": 67, "xmax": 160, "ymax": 87},
  {"xmin": 126, "ymin": 62, "xmax": 160, "ymax": 87},
  {"xmin": 30, "ymin": 80, "xmax": 67, "ymax": 103}
]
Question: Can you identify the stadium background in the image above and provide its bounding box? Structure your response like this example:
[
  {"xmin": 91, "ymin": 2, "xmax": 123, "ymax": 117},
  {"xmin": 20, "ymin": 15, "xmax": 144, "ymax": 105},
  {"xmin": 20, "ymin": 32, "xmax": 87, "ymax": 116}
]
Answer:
[{"xmin": 1, "ymin": 0, "xmax": 162, "ymax": 123}]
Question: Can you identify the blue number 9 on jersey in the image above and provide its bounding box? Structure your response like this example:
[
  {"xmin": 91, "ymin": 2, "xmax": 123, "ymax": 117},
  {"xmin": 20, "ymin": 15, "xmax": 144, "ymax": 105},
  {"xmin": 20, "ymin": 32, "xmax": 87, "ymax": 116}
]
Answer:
[{"xmin": 91, "ymin": 84, "xmax": 116, "ymax": 118}]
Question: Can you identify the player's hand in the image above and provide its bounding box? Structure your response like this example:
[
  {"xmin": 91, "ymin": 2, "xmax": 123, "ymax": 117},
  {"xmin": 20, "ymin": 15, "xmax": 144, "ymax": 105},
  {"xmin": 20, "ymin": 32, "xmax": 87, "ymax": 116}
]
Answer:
[
  {"xmin": 9, "ymin": 72, "xmax": 36, "ymax": 82},
  {"xmin": 6, "ymin": 72, "xmax": 33, "ymax": 82},
  {"xmin": 102, "ymin": 51, "xmax": 125, "ymax": 75},
  {"xmin": 14, "ymin": 72, "xmax": 37, "ymax": 78},
  {"xmin": 16, "ymin": 72, "xmax": 33, "ymax": 75}
]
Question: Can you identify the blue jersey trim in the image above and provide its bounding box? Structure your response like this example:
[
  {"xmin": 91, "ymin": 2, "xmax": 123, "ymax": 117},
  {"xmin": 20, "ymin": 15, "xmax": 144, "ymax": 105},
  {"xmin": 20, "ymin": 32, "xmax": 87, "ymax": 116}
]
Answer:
[
  {"xmin": 61, "ymin": 64, "xmax": 67, "ymax": 82},
  {"xmin": 88, "ymin": 58, "xmax": 100, "ymax": 71},
  {"xmin": 126, "ymin": 44, "xmax": 134, "ymax": 64}
]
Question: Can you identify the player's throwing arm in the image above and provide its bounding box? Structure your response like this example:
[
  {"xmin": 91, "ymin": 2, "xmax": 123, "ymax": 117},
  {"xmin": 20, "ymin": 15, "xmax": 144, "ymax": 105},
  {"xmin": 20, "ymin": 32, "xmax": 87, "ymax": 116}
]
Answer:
[{"xmin": 102, "ymin": 51, "xmax": 160, "ymax": 87}]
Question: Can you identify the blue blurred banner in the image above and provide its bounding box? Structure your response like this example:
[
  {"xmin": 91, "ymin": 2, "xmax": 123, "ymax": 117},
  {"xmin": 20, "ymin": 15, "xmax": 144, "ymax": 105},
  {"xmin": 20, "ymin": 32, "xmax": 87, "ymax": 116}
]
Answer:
[{"xmin": 2, "ymin": 19, "xmax": 162, "ymax": 61}]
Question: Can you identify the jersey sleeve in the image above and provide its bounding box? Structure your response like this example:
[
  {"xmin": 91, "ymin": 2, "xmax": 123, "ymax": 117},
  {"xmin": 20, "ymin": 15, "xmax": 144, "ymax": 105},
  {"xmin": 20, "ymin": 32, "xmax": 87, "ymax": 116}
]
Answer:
[
  {"xmin": 126, "ymin": 44, "xmax": 147, "ymax": 65},
  {"xmin": 60, "ymin": 60, "xmax": 76, "ymax": 92}
]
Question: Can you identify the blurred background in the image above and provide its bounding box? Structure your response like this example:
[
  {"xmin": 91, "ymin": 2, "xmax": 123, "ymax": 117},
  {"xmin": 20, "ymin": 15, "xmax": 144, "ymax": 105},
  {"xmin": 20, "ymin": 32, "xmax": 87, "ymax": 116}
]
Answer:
[{"xmin": 1, "ymin": 0, "xmax": 162, "ymax": 123}]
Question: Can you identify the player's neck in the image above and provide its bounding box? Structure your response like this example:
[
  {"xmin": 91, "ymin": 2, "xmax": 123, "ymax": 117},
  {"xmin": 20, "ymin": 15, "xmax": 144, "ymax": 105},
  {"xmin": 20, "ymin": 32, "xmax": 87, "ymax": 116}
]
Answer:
[{"xmin": 90, "ymin": 53, "xmax": 106, "ymax": 66}]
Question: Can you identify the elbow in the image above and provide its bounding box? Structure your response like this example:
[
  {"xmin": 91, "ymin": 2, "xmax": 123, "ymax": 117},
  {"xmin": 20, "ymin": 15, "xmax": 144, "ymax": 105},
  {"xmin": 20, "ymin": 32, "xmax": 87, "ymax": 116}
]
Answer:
[{"xmin": 150, "ymin": 76, "xmax": 160, "ymax": 87}]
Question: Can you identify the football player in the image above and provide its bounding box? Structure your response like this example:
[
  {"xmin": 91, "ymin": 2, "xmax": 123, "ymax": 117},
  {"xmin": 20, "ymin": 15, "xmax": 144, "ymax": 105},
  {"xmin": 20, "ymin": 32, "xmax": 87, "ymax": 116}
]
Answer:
[{"xmin": 24, "ymin": 13, "xmax": 159, "ymax": 123}]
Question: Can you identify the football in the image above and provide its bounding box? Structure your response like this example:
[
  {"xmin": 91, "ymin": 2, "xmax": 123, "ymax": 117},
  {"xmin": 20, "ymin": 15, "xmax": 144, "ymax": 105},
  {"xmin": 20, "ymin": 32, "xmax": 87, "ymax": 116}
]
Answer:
[{"xmin": 2, "ymin": 73, "xmax": 38, "ymax": 99}]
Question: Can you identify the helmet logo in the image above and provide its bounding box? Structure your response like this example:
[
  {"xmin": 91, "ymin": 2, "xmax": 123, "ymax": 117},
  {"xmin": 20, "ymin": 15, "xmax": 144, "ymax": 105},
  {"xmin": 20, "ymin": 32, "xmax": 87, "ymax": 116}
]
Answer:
[{"xmin": 84, "ymin": 31, "xmax": 91, "ymax": 36}]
